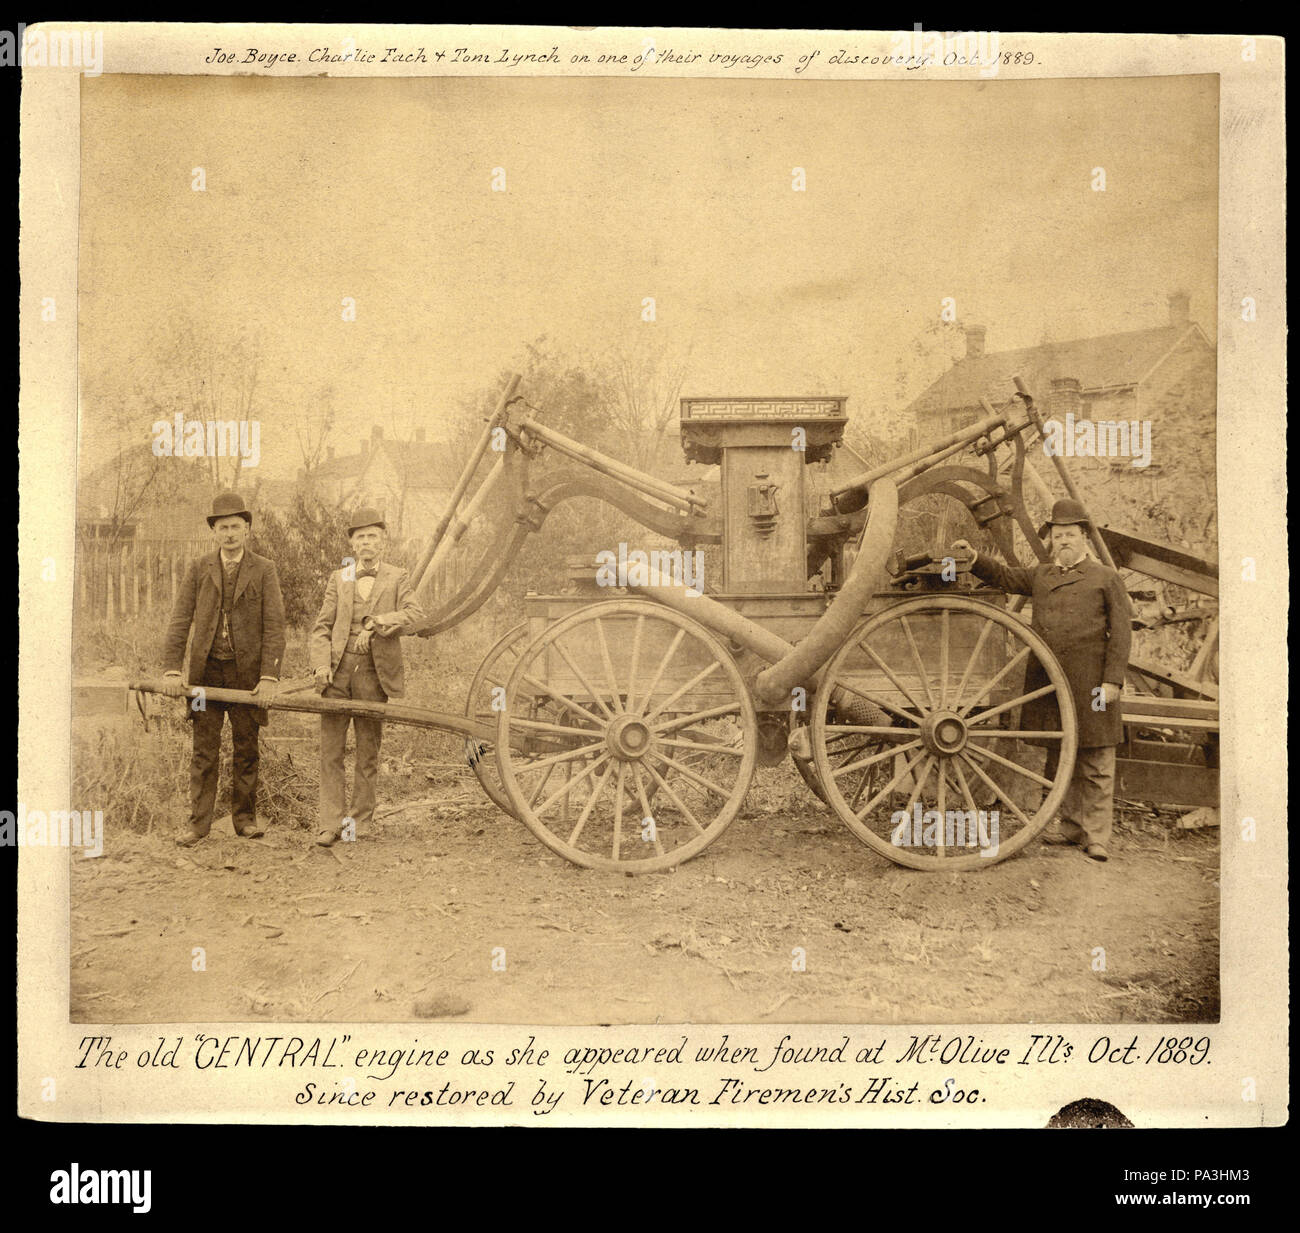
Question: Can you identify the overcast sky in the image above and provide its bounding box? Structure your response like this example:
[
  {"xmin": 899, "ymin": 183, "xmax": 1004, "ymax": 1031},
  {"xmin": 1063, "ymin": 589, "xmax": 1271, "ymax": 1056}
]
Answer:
[{"xmin": 80, "ymin": 73, "xmax": 1217, "ymax": 477}]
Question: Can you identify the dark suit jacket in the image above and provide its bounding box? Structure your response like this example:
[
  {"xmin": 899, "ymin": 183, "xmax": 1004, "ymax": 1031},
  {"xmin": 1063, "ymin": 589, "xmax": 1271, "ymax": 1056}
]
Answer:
[
  {"xmin": 971, "ymin": 554, "xmax": 1133, "ymax": 747},
  {"xmin": 310, "ymin": 561, "xmax": 423, "ymax": 699},
  {"xmin": 161, "ymin": 549, "xmax": 287, "ymax": 723}
]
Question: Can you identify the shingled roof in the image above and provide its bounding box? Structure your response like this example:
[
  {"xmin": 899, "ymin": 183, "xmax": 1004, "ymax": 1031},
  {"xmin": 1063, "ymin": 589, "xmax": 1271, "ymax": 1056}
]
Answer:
[{"xmin": 909, "ymin": 323, "xmax": 1210, "ymax": 418}]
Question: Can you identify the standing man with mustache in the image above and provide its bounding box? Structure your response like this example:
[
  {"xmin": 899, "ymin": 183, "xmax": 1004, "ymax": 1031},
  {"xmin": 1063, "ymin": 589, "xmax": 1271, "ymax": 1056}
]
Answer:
[
  {"xmin": 160, "ymin": 491, "xmax": 286, "ymax": 847},
  {"xmin": 311, "ymin": 508, "xmax": 424, "ymax": 848},
  {"xmin": 952, "ymin": 498, "xmax": 1132, "ymax": 862}
]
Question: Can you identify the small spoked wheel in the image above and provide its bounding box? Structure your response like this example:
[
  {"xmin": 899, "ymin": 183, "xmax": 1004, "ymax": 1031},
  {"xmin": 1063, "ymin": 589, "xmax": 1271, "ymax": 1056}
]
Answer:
[
  {"xmin": 496, "ymin": 600, "xmax": 757, "ymax": 872},
  {"xmin": 465, "ymin": 622, "xmax": 531, "ymax": 816},
  {"xmin": 811, "ymin": 596, "xmax": 1077, "ymax": 870}
]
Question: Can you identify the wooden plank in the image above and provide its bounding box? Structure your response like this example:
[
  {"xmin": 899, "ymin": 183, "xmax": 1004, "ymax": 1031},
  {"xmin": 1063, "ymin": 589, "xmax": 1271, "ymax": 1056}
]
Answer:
[
  {"xmin": 1122, "ymin": 695, "xmax": 1218, "ymax": 722},
  {"xmin": 1117, "ymin": 757, "xmax": 1218, "ymax": 808},
  {"xmin": 1122, "ymin": 550, "xmax": 1218, "ymax": 597}
]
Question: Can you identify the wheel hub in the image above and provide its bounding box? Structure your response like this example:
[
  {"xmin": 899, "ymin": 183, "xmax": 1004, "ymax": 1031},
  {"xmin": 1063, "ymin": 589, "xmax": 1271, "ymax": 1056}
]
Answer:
[
  {"xmin": 606, "ymin": 714, "xmax": 654, "ymax": 761},
  {"xmin": 921, "ymin": 710, "xmax": 969, "ymax": 755}
]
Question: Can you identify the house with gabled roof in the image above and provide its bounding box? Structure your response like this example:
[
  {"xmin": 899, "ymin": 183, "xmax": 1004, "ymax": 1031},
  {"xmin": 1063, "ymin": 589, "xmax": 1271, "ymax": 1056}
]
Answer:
[
  {"xmin": 302, "ymin": 424, "xmax": 464, "ymax": 547},
  {"xmin": 904, "ymin": 292, "xmax": 1217, "ymax": 557}
]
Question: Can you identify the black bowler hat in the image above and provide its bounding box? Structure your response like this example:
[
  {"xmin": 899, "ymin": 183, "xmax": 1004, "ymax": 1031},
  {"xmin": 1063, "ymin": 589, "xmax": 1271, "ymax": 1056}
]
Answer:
[
  {"xmin": 207, "ymin": 491, "xmax": 252, "ymax": 527},
  {"xmin": 1037, "ymin": 497, "xmax": 1092, "ymax": 538},
  {"xmin": 347, "ymin": 506, "xmax": 387, "ymax": 535}
]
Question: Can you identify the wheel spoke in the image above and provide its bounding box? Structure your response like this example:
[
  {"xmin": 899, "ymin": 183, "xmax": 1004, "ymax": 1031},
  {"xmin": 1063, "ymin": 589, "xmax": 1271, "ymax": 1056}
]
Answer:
[
  {"xmin": 507, "ymin": 715, "xmax": 604, "ymax": 740},
  {"xmin": 567, "ymin": 760, "xmax": 615, "ymax": 846},
  {"xmin": 635, "ymin": 627, "xmax": 687, "ymax": 716},
  {"xmin": 655, "ymin": 753, "xmax": 734, "ymax": 802},
  {"xmin": 951, "ymin": 756, "xmax": 979, "ymax": 818},
  {"xmin": 939, "ymin": 609, "xmax": 950, "ymax": 710},
  {"xmin": 632, "ymin": 766, "xmax": 664, "ymax": 857},
  {"xmin": 658, "ymin": 737, "xmax": 744, "ymax": 758},
  {"xmin": 860, "ymin": 639, "xmax": 930, "ymax": 714},
  {"xmin": 654, "ymin": 702, "xmax": 742, "ymax": 734},
  {"xmin": 611, "ymin": 765, "xmax": 627, "ymax": 861},
  {"xmin": 964, "ymin": 741, "xmax": 1054, "ymax": 788},
  {"xmin": 645, "ymin": 659, "xmax": 721, "ymax": 723},
  {"xmin": 901, "ymin": 616, "xmax": 937, "ymax": 711},
  {"xmin": 834, "ymin": 738, "xmax": 921, "ymax": 778},
  {"xmin": 642, "ymin": 760, "xmax": 707, "ymax": 836},
  {"xmin": 958, "ymin": 752, "xmax": 1032, "ymax": 828},
  {"xmin": 854, "ymin": 745, "xmax": 929, "ymax": 821},
  {"xmin": 552, "ymin": 637, "xmax": 618, "ymax": 720},
  {"xmin": 518, "ymin": 674, "xmax": 607, "ymax": 728},
  {"xmin": 967, "ymin": 729, "xmax": 1064, "ymax": 740},
  {"xmin": 966, "ymin": 683, "xmax": 1057, "ymax": 727},
  {"xmin": 594, "ymin": 619, "xmax": 625, "ymax": 713},
  {"xmin": 624, "ymin": 614, "xmax": 645, "ymax": 713},
  {"xmin": 957, "ymin": 645, "xmax": 1030, "ymax": 717},
  {"xmin": 533, "ymin": 752, "xmax": 610, "ymax": 820},
  {"xmin": 950, "ymin": 617, "xmax": 996, "ymax": 712},
  {"xmin": 512, "ymin": 739, "xmax": 607, "ymax": 776},
  {"xmin": 826, "ymin": 723, "xmax": 921, "ymax": 737},
  {"xmin": 829, "ymin": 678, "xmax": 922, "ymax": 725},
  {"xmin": 901, "ymin": 754, "xmax": 934, "ymax": 816},
  {"xmin": 526, "ymin": 762, "xmax": 558, "ymax": 809},
  {"xmin": 935, "ymin": 757, "xmax": 948, "ymax": 857}
]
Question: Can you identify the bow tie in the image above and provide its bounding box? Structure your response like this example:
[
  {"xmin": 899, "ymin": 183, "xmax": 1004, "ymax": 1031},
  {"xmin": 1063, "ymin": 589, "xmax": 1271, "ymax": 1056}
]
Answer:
[{"xmin": 356, "ymin": 567, "xmax": 378, "ymax": 579}]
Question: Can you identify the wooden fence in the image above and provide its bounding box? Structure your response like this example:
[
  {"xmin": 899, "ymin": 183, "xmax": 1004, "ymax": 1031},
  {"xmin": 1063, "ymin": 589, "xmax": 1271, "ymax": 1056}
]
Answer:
[{"xmin": 76, "ymin": 540, "xmax": 209, "ymax": 620}]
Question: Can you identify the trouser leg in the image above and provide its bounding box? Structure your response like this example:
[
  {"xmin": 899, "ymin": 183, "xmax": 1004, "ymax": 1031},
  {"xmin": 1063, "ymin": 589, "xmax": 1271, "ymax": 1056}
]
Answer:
[
  {"xmin": 226, "ymin": 660, "xmax": 261, "ymax": 831},
  {"xmin": 319, "ymin": 711, "xmax": 351, "ymax": 834},
  {"xmin": 190, "ymin": 703, "xmax": 225, "ymax": 831},
  {"xmin": 1071, "ymin": 746, "xmax": 1116, "ymax": 848},
  {"xmin": 1043, "ymin": 744, "xmax": 1115, "ymax": 846},
  {"xmin": 346, "ymin": 660, "xmax": 387, "ymax": 832}
]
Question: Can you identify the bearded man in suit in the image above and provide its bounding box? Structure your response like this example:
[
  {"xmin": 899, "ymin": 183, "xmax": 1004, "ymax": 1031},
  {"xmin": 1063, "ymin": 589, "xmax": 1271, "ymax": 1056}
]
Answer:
[
  {"xmin": 160, "ymin": 491, "xmax": 286, "ymax": 846},
  {"xmin": 952, "ymin": 498, "xmax": 1133, "ymax": 863},
  {"xmin": 311, "ymin": 508, "xmax": 424, "ymax": 847}
]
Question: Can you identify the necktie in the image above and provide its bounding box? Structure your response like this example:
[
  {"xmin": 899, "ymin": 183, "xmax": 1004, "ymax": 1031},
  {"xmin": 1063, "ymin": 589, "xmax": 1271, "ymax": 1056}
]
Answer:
[{"xmin": 357, "ymin": 567, "xmax": 378, "ymax": 579}]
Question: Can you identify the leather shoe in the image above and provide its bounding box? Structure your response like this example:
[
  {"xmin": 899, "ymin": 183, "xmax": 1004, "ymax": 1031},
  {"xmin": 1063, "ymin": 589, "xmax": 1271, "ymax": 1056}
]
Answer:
[
  {"xmin": 175, "ymin": 827, "xmax": 209, "ymax": 848},
  {"xmin": 315, "ymin": 829, "xmax": 340, "ymax": 848},
  {"xmin": 1083, "ymin": 843, "xmax": 1110, "ymax": 862},
  {"xmin": 236, "ymin": 824, "xmax": 265, "ymax": 839}
]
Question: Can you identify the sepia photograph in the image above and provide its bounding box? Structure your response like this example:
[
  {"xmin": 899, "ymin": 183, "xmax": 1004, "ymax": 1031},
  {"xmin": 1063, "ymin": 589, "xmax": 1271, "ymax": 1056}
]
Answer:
[
  {"xmin": 66, "ymin": 67, "xmax": 1221, "ymax": 1026},
  {"xmin": 16, "ymin": 25, "xmax": 1286, "ymax": 1144}
]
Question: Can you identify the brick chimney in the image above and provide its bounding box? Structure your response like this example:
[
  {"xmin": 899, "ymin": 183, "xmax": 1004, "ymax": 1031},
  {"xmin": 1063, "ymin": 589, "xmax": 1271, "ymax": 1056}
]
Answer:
[
  {"xmin": 1047, "ymin": 376, "xmax": 1083, "ymax": 421},
  {"xmin": 1167, "ymin": 290, "xmax": 1190, "ymax": 328},
  {"xmin": 965, "ymin": 325, "xmax": 987, "ymax": 358}
]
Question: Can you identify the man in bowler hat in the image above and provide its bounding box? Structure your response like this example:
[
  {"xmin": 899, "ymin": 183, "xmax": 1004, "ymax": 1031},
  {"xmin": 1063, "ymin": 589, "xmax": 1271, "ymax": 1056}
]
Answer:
[
  {"xmin": 160, "ymin": 492, "xmax": 286, "ymax": 846},
  {"xmin": 953, "ymin": 498, "xmax": 1132, "ymax": 861},
  {"xmin": 310, "ymin": 508, "xmax": 424, "ymax": 847}
]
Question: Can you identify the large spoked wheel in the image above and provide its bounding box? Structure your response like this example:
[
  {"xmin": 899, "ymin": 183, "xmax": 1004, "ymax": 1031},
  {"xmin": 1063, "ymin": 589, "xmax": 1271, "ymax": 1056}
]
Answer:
[
  {"xmin": 465, "ymin": 622, "xmax": 531, "ymax": 816},
  {"xmin": 811, "ymin": 596, "xmax": 1078, "ymax": 871},
  {"xmin": 497, "ymin": 600, "xmax": 758, "ymax": 872}
]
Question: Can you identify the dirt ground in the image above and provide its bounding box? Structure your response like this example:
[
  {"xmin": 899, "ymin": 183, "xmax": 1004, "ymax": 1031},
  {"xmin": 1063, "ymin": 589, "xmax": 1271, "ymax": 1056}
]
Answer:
[{"xmin": 70, "ymin": 718, "xmax": 1220, "ymax": 1026}]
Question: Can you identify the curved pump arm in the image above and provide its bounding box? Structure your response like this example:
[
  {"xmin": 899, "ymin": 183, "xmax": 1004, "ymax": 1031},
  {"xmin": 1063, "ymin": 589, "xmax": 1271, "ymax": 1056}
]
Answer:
[
  {"xmin": 412, "ymin": 468, "xmax": 723, "ymax": 637},
  {"xmin": 408, "ymin": 396, "xmax": 722, "ymax": 635}
]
